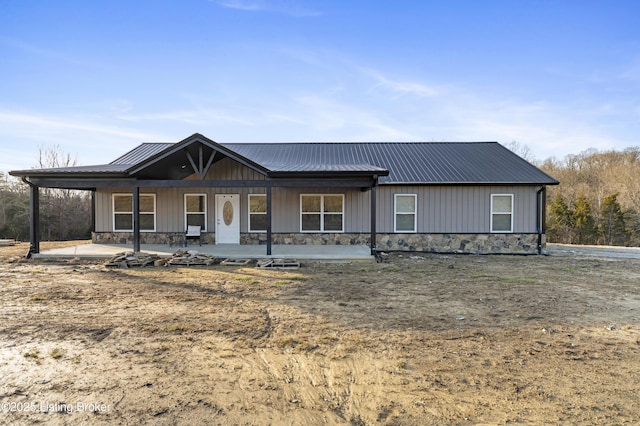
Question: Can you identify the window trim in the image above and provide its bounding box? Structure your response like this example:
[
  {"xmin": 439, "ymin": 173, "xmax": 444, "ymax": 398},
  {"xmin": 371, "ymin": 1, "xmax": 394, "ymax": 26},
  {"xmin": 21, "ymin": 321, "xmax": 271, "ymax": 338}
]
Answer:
[
  {"xmin": 394, "ymin": 194, "xmax": 417, "ymax": 233},
  {"xmin": 184, "ymin": 193, "xmax": 208, "ymax": 232},
  {"xmin": 248, "ymin": 193, "xmax": 267, "ymax": 233},
  {"xmin": 299, "ymin": 194, "xmax": 345, "ymax": 233},
  {"xmin": 490, "ymin": 194, "xmax": 514, "ymax": 233},
  {"xmin": 112, "ymin": 193, "xmax": 156, "ymax": 232}
]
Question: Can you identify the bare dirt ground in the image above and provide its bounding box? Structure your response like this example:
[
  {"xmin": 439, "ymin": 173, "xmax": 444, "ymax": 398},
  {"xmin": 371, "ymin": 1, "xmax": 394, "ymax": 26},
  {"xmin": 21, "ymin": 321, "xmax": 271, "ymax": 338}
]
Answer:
[{"xmin": 1, "ymin": 241, "xmax": 639, "ymax": 425}]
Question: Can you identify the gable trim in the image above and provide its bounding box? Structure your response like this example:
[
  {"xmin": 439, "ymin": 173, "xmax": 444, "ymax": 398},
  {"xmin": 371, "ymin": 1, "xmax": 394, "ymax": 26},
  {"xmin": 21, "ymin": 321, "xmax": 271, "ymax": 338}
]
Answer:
[{"xmin": 126, "ymin": 133, "xmax": 271, "ymax": 177}]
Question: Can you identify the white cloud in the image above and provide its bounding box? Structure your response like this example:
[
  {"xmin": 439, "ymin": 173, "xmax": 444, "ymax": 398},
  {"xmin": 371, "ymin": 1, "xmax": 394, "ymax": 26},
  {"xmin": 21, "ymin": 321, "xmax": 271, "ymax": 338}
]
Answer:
[
  {"xmin": 364, "ymin": 69, "xmax": 440, "ymax": 98},
  {"xmin": 0, "ymin": 111, "xmax": 165, "ymax": 171},
  {"xmin": 116, "ymin": 109, "xmax": 254, "ymax": 126},
  {"xmin": 213, "ymin": 0, "xmax": 322, "ymax": 17}
]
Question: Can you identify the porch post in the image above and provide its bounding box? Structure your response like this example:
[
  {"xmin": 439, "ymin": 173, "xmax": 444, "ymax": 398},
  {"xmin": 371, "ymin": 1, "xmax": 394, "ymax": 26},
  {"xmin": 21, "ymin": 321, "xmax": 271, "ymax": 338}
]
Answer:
[
  {"xmin": 133, "ymin": 186, "xmax": 140, "ymax": 252},
  {"xmin": 91, "ymin": 190, "xmax": 96, "ymax": 238},
  {"xmin": 266, "ymin": 182, "xmax": 272, "ymax": 256},
  {"xmin": 28, "ymin": 183, "xmax": 40, "ymax": 257},
  {"xmin": 370, "ymin": 176, "xmax": 377, "ymax": 255}
]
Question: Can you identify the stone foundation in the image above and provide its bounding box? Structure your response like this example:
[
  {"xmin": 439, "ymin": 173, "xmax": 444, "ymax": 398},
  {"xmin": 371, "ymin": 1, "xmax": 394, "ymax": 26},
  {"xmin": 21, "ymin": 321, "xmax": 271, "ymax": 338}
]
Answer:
[
  {"xmin": 241, "ymin": 233, "xmax": 371, "ymax": 246},
  {"xmin": 376, "ymin": 233, "xmax": 544, "ymax": 255},
  {"xmin": 93, "ymin": 232, "xmax": 215, "ymax": 246},
  {"xmin": 93, "ymin": 232, "xmax": 545, "ymax": 254}
]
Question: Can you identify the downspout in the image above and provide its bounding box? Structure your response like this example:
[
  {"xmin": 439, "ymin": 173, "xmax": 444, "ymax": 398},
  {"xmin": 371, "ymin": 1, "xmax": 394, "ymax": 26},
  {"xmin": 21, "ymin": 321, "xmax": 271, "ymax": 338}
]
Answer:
[
  {"xmin": 536, "ymin": 186, "xmax": 544, "ymax": 255},
  {"xmin": 370, "ymin": 175, "xmax": 378, "ymax": 256}
]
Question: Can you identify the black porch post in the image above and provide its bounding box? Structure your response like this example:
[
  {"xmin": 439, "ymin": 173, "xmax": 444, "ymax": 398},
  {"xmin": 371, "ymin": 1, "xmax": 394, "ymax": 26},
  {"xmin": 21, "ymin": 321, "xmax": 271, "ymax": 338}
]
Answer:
[
  {"xmin": 133, "ymin": 186, "xmax": 140, "ymax": 252},
  {"xmin": 91, "ymin": 190, "xmax": 96, "ymax": 239},
  {"xmin": 28, "ymin": 183, "xmax": 40, "ymax": 257},
  {"xmin": 266, "ymin": 182, "xmax": 272, "ymax": 256},
  {"xmin": 370, "ymin": 176, "xmax": 377, "ymax": 255}
]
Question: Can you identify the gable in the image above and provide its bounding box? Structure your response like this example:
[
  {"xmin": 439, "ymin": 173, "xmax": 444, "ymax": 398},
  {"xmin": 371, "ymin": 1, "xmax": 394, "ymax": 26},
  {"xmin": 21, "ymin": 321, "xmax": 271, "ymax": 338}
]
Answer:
[{"xmin": 126, "ymin": 133, "xmax": 269, "ymax": 180}]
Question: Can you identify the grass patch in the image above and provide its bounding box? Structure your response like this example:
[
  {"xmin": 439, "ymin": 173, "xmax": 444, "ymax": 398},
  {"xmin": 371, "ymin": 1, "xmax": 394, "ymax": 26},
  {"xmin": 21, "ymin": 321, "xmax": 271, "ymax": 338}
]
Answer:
[
  {"xmin": 471, "ymin": 273, "xmax": 494, "ymax": 279},
  {"xmin": 276, "ymin": 336, "xmax": 299, "ymax": 348},
  {"xmin": 287, "ymin": 275, "xmax": 307, "ymax": 281},
  {"xmin": 24, "ymin": 349, "xmax": 40, "ymax": 359},
  {"xmin": 498, "ymin": 276, "xmax": 538, "ymax": 284},
  {"xmin": 164, "ymin": 323, "xmax": 194, "ymax": 333},
  {"xmin": 24, "ymin": 349, "xmax": 42, "ymax": 364},
  {"xmin": 49, "ymin": 348, "xmax": 65, "ymax": 360},
  {"xmin": 234, "ymin": 276, "xmax": 261, "ymax": 285}
]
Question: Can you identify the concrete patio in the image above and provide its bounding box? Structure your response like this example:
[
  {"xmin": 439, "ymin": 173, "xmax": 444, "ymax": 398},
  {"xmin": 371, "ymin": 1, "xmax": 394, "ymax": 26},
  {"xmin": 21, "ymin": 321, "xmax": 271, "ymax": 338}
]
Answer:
[{"xmin": 33, "ymin": 242, "xmax": 374, "ymax": 262}]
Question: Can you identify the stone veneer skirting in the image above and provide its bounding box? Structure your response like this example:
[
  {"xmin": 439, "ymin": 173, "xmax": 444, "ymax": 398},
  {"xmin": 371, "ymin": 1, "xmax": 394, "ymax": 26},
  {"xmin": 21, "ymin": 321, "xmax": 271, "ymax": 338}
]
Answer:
[{"xmin": 93, "ymin": 232, "xmax": 544, "ymax": 254}]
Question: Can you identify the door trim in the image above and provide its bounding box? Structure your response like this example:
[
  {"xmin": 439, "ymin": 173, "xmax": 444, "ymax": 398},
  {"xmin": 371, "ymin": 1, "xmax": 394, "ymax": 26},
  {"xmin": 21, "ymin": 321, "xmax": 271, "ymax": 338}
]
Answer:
[{"xmin": 215, "ymin": 194, "xmax": 240, "ymax": 244}]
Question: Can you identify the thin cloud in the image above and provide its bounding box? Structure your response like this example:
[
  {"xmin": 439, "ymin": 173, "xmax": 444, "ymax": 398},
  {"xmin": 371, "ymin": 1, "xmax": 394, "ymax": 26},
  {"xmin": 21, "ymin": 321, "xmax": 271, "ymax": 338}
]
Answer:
[
  {"xmin": 0, "ymin": 111, "xmax": 159, "ymax": 141},
  {"xmin": 213, "ymin": 0, "xmax": 322, "ymax": 17},
  {"xmin": 0, "ymin": 36, "xmax": 95, "ymax": 67},
  {"xmin": 365, "ymin": 70, "xmax": 440, "ymax": 98},
  {"xmin": 117, "ymin": 109, "xmax": 254, "ymax": 126}
]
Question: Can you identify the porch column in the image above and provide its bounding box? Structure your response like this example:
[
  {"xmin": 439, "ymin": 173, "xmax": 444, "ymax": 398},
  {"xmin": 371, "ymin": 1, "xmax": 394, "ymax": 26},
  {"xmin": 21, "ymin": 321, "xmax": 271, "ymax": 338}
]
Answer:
[
  {"xmin": 266, "ymin": 182, "xmax": 272, "ymax": 256},
  {"xmin": 91, "ymin": 190, "xmax": 96, "ymax": 238},
  {"xmin": 133, "ymin": 186, "xmax": 140, "ymax": 252},
  {"xmin": 370, "ymin": 176, "xmax": 377, "ymax": 255},
  {"xmin": 28, "ymin": 183, "xmax": 40, "ymax": 257}
]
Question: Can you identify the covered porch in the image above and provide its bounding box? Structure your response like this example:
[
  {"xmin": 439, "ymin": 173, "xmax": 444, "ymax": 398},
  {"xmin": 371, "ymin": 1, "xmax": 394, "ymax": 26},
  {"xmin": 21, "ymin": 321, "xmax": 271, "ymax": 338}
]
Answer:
[
  {"xmin": 33, "ymin": 242, "xmax": 373, "ymax": 261},
  {"xmin": 11, "ymin": 134, "xmax": 388, "ymax": 259}
]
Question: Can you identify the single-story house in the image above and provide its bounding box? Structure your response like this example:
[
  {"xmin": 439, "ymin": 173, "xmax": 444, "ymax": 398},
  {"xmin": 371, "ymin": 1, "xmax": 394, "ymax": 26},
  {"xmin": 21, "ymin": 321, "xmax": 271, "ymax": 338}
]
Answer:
[{"xmin": 10, "ymin": 133, "xmax": 559, "ymax": 256}]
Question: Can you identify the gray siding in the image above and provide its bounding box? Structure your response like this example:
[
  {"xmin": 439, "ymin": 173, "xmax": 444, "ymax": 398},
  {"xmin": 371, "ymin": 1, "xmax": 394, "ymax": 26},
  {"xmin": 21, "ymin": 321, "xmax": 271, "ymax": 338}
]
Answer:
[
  {"xmin": 376, "ymin": 185, "xmax": 538, "ymax": 233},
  {"xmin": 203, "ymin": 157, "xmax": 266, "ymax": 180},
  {"xmin": 270, "ymin": 187, "xmax": 371, "ymax": 233}
]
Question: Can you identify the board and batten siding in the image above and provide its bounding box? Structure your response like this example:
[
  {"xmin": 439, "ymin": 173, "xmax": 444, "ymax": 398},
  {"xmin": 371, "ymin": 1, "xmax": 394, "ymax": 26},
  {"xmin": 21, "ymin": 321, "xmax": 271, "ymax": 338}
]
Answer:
[
  {"xmin": 95, "ymin": 185, "xmax": 540, "ymax": 234},
  {"xmin": 376, "ymin": 185, "xmax": 539, "ymax": 233},
  {"xmin": 270, "ymin": 187, "xmax": 371, "ymax": 233},
  {"xmin": 95, "ymin": 187, "xmax": 266, "ymax": 233}
]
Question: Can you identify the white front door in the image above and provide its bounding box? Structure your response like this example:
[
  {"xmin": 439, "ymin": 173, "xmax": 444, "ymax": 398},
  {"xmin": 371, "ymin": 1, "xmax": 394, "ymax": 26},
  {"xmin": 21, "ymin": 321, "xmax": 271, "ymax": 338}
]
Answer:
[{"xmin": 215, "ymin": 194, "xmax": 240, "ymax": 244}]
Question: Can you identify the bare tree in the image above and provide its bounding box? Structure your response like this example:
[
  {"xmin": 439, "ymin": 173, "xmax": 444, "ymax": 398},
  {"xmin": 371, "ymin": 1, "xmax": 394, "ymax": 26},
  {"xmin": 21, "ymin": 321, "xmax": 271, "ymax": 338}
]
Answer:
[
  {"xmin": 35, "ymin": 146, "xmax": 91, "ymax": 241},
  {"xmin": 504, "ymin": 140, "xmax": 536, "ymax": 163}
]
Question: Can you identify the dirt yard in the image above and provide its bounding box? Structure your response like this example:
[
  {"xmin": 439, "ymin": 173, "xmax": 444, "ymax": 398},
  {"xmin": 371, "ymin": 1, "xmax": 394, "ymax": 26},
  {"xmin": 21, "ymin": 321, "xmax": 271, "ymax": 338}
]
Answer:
[{"xmin": 1, "ymin": 242, "xmax": 639, "ymax": 425}]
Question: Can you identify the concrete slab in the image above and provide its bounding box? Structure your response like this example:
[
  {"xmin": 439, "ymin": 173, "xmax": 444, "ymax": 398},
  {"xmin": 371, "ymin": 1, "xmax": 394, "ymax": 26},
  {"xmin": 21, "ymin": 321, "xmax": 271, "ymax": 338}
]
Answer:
[{"xmin": 34, "ymin": 243, "xmax": 374, "ymax": 262}]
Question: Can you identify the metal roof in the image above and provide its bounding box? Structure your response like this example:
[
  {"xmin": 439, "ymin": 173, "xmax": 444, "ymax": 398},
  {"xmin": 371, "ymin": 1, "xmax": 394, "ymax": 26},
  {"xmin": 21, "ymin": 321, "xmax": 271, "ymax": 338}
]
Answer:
[
  {"xmin": 110, "ymin": 143, "xmax": 172, "ymax": 165},
  {"xmin": 11, "ymin": 137, "xmax": 558, "ymax": 185},
  {"xmin": 222, "ymin": 142, "xmax": 558, "ymax": 185}
]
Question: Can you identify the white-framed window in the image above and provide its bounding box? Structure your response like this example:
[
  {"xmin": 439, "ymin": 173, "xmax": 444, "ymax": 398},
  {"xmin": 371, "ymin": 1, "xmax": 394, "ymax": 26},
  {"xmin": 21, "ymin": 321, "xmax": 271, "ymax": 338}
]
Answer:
[
  {"xmin": 300, "ymin": 194, "xmax": 344, "ymax": 232},
  {"xmin": 185, "ymin": 194, "xmax": 207, "ymax": 231},
  {"xmin": 112, "ymin": 193, "xmax": 156, "ymax": 232},
  {"xmin": 248, "ymin": 194, "xmax": 267, "ymax": 232},
  {"xmin": 394, "ymin": 194, "xmax": 417, "ymax": 232},
  {"xmin": 491, "ymin": 194, "xmax": 514, "ymax": 233}
]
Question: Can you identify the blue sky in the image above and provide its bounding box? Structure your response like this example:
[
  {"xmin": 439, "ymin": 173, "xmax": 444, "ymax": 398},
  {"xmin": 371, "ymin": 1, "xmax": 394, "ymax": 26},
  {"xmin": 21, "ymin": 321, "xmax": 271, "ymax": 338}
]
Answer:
[{"xmin": 2, "ymin": 0, "xmax": 640, "ymax": 172}]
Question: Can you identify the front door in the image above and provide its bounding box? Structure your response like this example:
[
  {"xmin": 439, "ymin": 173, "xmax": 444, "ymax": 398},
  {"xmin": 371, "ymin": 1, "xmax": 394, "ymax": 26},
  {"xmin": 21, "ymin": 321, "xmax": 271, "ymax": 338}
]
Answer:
[{"xmin": 215, "ymin": 194, "xmax": 240, "ymax": 244}]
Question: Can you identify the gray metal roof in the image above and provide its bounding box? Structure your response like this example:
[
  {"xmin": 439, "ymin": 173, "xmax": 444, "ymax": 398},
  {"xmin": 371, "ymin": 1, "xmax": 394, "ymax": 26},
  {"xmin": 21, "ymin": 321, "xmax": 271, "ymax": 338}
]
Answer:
[
  {"xmin": 223, "ymin": 142, "xmax": 558, "ymax": 185},
  {"xmin": 9, "ymin": 164, "xmax": 130, "ymax": 177},
  {"xmin": 110, "ymin": 143, "xmax": 172, "ymax": 165},
  {"xmin": 11, "ymin": 137, "xmax": 558, "ymax": 185}
]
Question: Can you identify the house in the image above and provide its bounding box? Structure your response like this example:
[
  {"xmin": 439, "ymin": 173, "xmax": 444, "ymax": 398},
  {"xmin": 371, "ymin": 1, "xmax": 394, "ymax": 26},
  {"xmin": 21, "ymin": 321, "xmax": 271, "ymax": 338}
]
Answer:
[{"xmin": 10, "ymin": 133, "xmax": 559, "ymax": 256}]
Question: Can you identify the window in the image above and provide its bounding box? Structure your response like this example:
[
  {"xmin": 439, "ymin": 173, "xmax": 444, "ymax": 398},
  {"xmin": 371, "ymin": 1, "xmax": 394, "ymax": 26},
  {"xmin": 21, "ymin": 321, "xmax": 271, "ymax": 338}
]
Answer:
[
  {"xmin": 185, "ymin": 194, "xmax": 207, "ymax": 231},
  {"xmin": 491, "ymin": 194, "xmax": 513, "ymax": 232},
  {"xmin": 300, "ymin": 194, "xmax": 344, "ymax": 232},
  {"xmin": 113, "ymin": 193, "xmax": 156, "ymax": 232},
  {"xmin": 394, "ymin": 194, "xmax": 417, "ymax": 232},
  {"xmin": 249, "ymin": 194, "xmax": 267, "ymax": 232}
]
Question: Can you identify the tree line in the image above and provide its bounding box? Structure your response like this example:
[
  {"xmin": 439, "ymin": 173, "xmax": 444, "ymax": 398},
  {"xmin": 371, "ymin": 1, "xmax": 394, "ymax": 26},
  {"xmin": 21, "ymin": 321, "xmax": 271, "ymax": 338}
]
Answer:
[
  {"xmin": 538, "ymin": 146, "xmax": 640, "ymax": 246},
  {"xmin": 0, "ymin": 147, "xmax": 91, "ymax": 241}
]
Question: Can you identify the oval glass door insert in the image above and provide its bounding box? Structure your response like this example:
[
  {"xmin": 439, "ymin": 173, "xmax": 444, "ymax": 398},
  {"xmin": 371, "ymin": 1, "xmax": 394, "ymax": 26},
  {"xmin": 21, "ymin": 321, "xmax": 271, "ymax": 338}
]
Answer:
[{"xmin": 223, "ymin": 201, "xmax": 234, "ymax": 226}]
